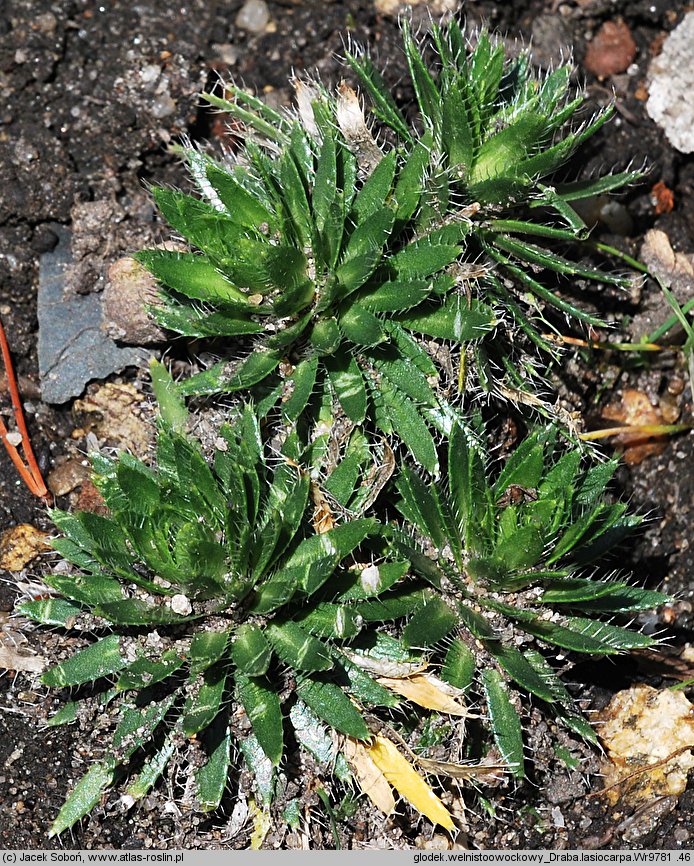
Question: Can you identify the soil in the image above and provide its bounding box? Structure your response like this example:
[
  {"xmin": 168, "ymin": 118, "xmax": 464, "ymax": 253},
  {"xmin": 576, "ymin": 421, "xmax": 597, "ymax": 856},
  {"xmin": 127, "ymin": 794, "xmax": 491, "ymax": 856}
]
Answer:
[{"xmin": 1, "ymin": 0, "xmax": 693, "ymax": 852}]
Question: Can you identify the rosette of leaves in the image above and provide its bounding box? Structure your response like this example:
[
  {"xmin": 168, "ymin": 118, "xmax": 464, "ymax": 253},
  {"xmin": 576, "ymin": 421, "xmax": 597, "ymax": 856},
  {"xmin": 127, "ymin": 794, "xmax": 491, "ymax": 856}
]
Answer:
[
  {"xmin": 136, "ymin": 18, "xmax": 639, "ymax": 447},
  {"xmin": 19, "ymin": 405, "xmax": 422, "ymax": 837},
  {"xmin": 137, "ymin": 84, "xmax": 496, "ymax": 475},
  {"xmin": 388, "ymin": 422, "xmax": 667, "ymax": 775},
  {"xmin": 347, "ymin": 19, "xmax": 640, "ymax": 354}
]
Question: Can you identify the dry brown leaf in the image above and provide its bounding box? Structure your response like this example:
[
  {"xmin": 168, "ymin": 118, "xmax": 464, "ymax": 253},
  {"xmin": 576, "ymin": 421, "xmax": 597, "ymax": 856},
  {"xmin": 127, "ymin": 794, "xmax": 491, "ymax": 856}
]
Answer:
[
  {"xmin": 342, "ymin": 650, "xmax": 426, "ymax": 679},
  {"xmin": 376, "ymin": 672, "xmax": 472, "ymax": 717},
  {"xmin": 343, "ymin": 736, "xmax": 396, "ymax": 816},
  {"xmin": 0, "ymin": 524, "xmax": 50, "ymax": 572},
  {"xmin": 310, "ymin": 482, "xmax": 334, "ymax": 535},
  {"xmin": 358, "ymin": 440, "xmax": 396, "ymax": 514},
  {"xmin": 630, "ymin": 229, "xmax": 694, "ymax": 340},
  {"xmin": 601, "ymin": 388, "xmax": 670, "ymax": 465},
  {"xmin": 0, "ymin": 642, "xmax": 46, "ymax": 673},
  {"xmin": 596, "ymin": 685, "xmax": 694, "ymax": 807},
  {"xmin": 416, "ymin": 755, "xmax": 508, "ymax": 784},
  {"xmin": 75, "ymin": 478, "xmax": 109, "ymax": 515}
]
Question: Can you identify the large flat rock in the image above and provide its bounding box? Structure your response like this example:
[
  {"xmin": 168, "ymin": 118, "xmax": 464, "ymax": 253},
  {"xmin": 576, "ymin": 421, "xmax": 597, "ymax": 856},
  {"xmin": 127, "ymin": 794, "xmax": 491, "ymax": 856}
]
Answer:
[{"xmin": 38, "ymin": 225, "xmax": 148, "ymax": 404}]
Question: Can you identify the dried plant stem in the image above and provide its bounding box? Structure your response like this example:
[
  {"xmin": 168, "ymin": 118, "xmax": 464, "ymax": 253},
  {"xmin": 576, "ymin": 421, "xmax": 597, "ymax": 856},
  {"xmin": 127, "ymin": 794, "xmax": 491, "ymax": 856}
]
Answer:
[
  {"xmin": 541, "ymin": 333, "xmax": 666, "ymax": 352},
  {"xmin": 579, "ymin": 423, "xmax": 691, "ymax": 442}
]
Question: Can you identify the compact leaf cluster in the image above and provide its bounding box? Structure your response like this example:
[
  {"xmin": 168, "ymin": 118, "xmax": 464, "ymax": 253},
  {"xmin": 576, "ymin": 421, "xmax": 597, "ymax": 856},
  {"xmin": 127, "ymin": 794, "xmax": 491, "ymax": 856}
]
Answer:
[
  {"xmin": 137, "ymin": 19, "xmax": 638, "ymax": 455},
  {"xmin": 23, "ymin": 19, "xmax": 664, "ymax": 841}
]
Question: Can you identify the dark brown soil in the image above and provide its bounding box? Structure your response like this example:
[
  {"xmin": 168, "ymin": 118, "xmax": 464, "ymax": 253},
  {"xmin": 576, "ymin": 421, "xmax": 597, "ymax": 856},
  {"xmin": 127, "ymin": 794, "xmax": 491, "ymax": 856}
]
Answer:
[{"xmin": 1, "ymin": 0, "xmax": 693, "ymax": 851}]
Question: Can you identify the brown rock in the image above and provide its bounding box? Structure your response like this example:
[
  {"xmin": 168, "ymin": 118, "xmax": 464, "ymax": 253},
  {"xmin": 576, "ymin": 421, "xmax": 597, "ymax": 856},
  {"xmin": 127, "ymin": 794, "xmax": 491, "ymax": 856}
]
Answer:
[
  {"xmin": 584, "ymin": 20, "xmax": 637, "ymax": 78},
  {"xmin": 101, "ymin": 256, "xmax": 167, "ymax": 345},
  {"xmin": 0, "ymin": 524, "xmax": 50, "ymax": 572},
  {"xmin": 47, "ymin": 459, "xmax": 90, "ymax": 497},
  {"xmin": 75, "ymin": 478, "xmax": 109, "ymax": 515}
]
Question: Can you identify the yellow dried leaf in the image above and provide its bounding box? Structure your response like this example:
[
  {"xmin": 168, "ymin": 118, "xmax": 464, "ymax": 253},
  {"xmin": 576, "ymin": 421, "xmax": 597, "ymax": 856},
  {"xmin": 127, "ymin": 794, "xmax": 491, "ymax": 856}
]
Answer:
[
  {"xmin": 343, "ymin": 737, "xmax": 395, "ymax": 815},
  {"xmin": 367, "ymin": 735, "xmax": 455, "ymax": 831},
  {"xmin": 376, "ymin": 673, "xmax": 471, "ymax": 716},
  {"xmin": 0, "ymin": 524, "xmax": 50, "ymax": 572},
  {"xmin": 249, "ymin": 799, "xmax": 272, "ymax": 850},
  {"xmin": 601, "ymin": 388, "xmax": 671, "ymax": 465}
]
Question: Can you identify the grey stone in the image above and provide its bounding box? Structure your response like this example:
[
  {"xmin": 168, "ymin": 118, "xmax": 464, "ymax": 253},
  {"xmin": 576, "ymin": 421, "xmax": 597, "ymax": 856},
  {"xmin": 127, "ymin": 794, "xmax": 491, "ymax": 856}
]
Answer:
[
  {"xmin": 38, "ymin": 225, "xmax": 149, "ymax": 404},
  {"xmin": 647, "ymin": 12, "xmax": 694, "ymax": 153}
]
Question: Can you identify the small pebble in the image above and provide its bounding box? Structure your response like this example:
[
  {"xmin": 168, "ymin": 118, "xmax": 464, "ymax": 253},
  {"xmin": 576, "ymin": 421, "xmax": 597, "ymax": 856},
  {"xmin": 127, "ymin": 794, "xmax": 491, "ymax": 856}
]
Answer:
[
  {"xmin": 170, "ymin": 594, "xmax": 192, "ymax": 616},
  {"xmin": 584, "ymin": 19, "xmax": 637, "ymax": 78},
  {"xmin": 151, "ymin": 93, "xmax": 176, "ymax": 119},
  {"xmin": 140, "ymin": 64, "xmax": 160, "ymax": 87},
  {"xmin": 212, "ymin": 43, "xmax": 239, "ymax": 65},
  {"xmin": 33, "ymin": 12, "xmax": 57, "ymax": 34},
  {"xmin": 235, "ymin": 0, "xmax": 270, "ymax": 33},
  {"xmin": 47, "ymin": 459, "xmax": 89, "ymax": 497}
]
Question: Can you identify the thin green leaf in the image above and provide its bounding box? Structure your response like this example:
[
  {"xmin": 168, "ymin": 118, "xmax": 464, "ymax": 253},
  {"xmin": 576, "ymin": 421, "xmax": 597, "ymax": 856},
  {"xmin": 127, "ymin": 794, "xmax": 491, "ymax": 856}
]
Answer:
[
  {"xmin": 183, "ymin": 668, "xmax": 227, "ymax": 736},
  {"xmin": 398, "ymin": 295, "xmax": 495, "ymax": 342},
  {"xmin": 177, "ymin": 349, "xmax": 282, "ymax": 397},
  {"xmin": 482, "ymin": 669, "xmax": 524, "ymax": 778},
  {"xmin": 127, "ymin": 734, "xmax": 177, "ymax": 802},
  {"xmin": 117, "ymin": 649, "xmax": 185, "ymax": 691},
  {"xmin": 42, "ymin": 635, "xmax": 125, "ymax": 688},
  {"xmin": 351, "ymin": 151, "xmax": 397, "ymax": 221},
  {"xmin": 236, "ymin": 674, "xmax": 284, "ymax": 765},
  {"xmin": 403, "ymin": 597, "xmax": 458, "ymax": 648},
  {"xmin": 282, "ymin": 357, "xmax": 319, "ymax": 420},
  {"xmin": 345, "ymin": 51, "xmax": 411, "ymax": 141},
  {"xmin": 18, "ymin": 597, "xmax": 83, "ymax": 627},
  {"xmin": 325, "ymin": 350, "xmax": 367, "ymax": 423},
  {"xmin": 48, "ymin": 760, "xmax": 116, "ymax": 837},
  {"xmin": 441, "ymin": 640, "xmax": 476, "ymax": 692},
  {"xmin": 231, "ymin": 624, "xmax": 272, "ymax": 676},
  {"xmin": 267, "ymin": 622, "xmax": 333, "ymax": 673},
  {"xmin": 189, "ymin": 631, "xmax": 230, "ymax": 675},
  {"xmin": 296, "ymin": 677, "xmax": 369, "ymax": 740},
  {"xmin": 196, "ymin": 726, "xmax": 232, "ymax": 811},
  {"xmin": 377, "ymin": 385, "xmax": 439, "ymax": 474}
]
